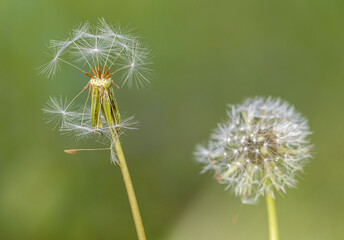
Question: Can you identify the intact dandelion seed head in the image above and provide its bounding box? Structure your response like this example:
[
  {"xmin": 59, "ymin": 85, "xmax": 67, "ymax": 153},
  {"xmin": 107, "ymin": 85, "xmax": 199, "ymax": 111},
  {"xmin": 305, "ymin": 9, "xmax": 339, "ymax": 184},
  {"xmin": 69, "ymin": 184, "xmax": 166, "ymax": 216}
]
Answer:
[
  {"xmin": 41, "ymin": 18, "xmax": 150, "ymax": 163},
  {"xmin": 195, "ymin": 97, "xmax": 312, "ymax": 204}
]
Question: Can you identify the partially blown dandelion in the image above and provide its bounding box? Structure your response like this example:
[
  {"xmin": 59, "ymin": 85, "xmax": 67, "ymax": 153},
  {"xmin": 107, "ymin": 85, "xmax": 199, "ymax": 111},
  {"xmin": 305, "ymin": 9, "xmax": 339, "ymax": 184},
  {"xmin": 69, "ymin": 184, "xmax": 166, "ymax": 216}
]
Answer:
[
  {"xmin": 42, "ymin": 18, "xmax": 151, "ymax": 240},
  {"xmin": 195, "ymin": 97, "xmax": 312, "ymax": 240}
]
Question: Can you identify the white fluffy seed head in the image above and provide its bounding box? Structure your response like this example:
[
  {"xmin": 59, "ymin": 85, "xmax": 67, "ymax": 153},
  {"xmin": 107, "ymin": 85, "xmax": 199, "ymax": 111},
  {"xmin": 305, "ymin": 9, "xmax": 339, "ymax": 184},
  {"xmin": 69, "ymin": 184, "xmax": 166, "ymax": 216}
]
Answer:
[
  {"xmin": 195, "ymin": 97, "xmax": 312, "ymax": 204},
  {"xmin": 40, "ymin": 18, "xmax": 152, "ymax": 88}
]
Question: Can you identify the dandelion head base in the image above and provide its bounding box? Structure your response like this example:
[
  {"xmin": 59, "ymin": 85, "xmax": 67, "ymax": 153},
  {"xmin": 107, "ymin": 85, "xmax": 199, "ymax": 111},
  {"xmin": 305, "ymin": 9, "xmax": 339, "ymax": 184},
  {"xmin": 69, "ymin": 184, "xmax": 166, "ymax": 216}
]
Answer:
[{"xmin": 90, "ymin": 77, "xmax": 112, "ymax": 88}]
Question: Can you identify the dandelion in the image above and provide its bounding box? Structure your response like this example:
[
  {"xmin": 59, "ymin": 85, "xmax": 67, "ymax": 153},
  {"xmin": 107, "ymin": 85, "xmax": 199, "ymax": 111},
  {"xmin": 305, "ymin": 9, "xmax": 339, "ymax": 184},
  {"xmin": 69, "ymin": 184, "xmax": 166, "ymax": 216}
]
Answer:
[
  {"xmin": 41, "ymin": 18, "xmax": 152, "ymax": 240},
  {"xmin": 194, "ymin": 97, "xmax": 312, "ymax": 240}
]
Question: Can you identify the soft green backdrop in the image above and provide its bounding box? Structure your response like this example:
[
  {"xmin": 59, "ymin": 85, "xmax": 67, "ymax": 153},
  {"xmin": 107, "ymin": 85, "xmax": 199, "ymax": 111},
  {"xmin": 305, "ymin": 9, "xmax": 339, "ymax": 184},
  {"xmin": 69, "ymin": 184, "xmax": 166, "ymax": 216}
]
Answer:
[{"xmin": 1, "ymin": 0, "xmax": 343, "ymax": 239}]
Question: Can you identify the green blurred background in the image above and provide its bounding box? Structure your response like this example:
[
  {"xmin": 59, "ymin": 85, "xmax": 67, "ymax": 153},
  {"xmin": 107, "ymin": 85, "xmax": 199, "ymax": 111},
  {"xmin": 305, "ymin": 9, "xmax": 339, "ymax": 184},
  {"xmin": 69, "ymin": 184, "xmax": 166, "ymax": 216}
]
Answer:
[{"xmin": 1, "ymin": 0, "xmax": 344, "ymax": 239}]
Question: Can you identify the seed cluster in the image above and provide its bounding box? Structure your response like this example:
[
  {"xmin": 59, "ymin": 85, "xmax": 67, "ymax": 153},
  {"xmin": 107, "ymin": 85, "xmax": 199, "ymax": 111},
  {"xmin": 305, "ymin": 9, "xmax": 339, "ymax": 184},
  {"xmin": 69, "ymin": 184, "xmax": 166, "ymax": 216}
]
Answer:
[{"xmin": 195, "ymin": 97, "xmax": 312, "ymax": 204}]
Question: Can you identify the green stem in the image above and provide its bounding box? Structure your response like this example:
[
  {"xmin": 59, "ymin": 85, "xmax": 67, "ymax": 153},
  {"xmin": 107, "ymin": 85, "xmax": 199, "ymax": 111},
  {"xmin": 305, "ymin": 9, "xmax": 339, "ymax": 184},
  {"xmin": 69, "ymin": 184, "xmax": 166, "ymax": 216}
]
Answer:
[
  {"xmin": 266, "ymin": 195, "xmax": 279, "ymax": 240},
  {"xmin": 99, "ymin": 88, "xmax": 146, "ymax": 239},
  {"xmin": 113, "ymin": 137, "xmax": 147, "ymax": 240}
]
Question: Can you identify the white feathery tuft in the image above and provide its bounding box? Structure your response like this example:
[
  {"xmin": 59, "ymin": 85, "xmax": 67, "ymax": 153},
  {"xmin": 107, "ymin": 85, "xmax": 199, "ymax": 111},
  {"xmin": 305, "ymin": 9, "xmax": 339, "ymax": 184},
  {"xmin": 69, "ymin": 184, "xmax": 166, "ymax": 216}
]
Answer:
[{"xmin": 42, "ymin": 96, "xmax": 78, "ymax": 129}]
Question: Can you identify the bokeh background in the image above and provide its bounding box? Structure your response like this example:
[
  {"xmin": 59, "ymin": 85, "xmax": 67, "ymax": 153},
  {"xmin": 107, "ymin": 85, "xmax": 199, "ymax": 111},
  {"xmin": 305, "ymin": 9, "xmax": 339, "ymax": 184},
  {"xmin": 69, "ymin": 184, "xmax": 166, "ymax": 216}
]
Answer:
[{"xmin": 1, "ymin": 0, "xmax": 344, "ymax": 239}]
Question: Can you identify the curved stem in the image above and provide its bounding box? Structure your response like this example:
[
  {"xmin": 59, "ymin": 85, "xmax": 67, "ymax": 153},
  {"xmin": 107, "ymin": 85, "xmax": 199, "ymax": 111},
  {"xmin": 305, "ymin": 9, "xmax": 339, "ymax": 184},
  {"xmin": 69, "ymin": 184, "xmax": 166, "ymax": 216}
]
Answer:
[
  {"xmin": 114, "ymin": 137, "xmax": 147, "ymax": 240},
  {"xmin": 266, "ymin": 195, "xmax": 279, "ymax": 240}
]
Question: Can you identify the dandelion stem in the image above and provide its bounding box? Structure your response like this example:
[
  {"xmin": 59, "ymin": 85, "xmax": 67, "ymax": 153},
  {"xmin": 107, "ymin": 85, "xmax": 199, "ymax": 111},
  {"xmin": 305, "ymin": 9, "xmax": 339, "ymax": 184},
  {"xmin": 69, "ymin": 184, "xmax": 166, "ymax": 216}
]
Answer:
[
  {"xmin": 266, "ymin": 194, "xmax": 279, "ymax": 240},
  {"xmin": 113, "ymin": 136, "xmax": 147, "ymax": 240}
]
